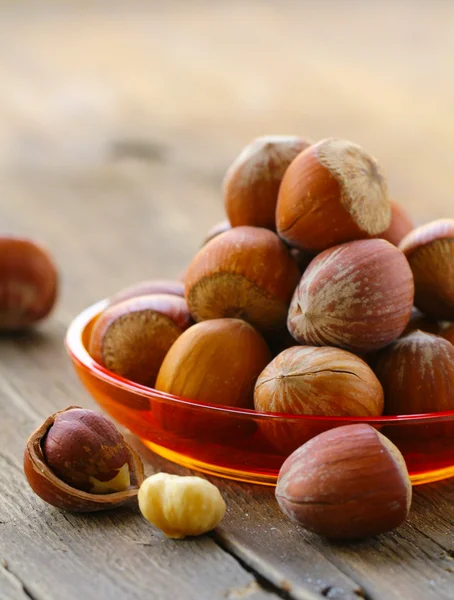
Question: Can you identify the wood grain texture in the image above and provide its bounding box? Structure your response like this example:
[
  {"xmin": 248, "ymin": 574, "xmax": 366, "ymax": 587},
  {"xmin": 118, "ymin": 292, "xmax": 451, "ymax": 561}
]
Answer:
[{"xmin": 0, "ymin": 2, "xmax": 453, "ymax": 600}]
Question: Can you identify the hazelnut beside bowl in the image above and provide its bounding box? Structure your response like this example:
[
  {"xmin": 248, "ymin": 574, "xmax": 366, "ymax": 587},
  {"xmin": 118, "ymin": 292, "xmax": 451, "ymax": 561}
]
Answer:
[
  {"xmin": 24, "ymin": 407, "xmax": 145, "ymax": 512},
  {"xmin": 0, "ymin": 236, "xmax": 58, "ymax": 330}
]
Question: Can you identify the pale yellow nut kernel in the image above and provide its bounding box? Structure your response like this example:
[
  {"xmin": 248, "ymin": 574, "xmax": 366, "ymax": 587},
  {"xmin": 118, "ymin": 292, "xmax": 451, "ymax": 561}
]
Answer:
[{"xmin": 138, "ymin": 473, "xmax": 226, "ymax": 539}]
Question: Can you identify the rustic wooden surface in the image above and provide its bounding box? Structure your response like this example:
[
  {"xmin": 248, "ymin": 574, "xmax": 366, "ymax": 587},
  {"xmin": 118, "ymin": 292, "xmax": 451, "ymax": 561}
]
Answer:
[{"xmin": 1, "ymin": 2, "xmax": 454, "ymax": 599}]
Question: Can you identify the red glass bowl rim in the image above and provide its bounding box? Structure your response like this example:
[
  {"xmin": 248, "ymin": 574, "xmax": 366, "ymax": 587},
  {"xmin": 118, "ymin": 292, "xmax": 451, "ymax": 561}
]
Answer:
[{"xmin": 65, "ymin": 299, "xmax": 454, "ymax": 425}]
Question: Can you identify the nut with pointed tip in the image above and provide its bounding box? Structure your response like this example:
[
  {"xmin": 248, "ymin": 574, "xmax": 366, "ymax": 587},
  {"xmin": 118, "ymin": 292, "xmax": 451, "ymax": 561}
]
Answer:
[
  {"xmin": 288, "ymin": 239, "xmax": 414, "ymax": 353},
  {"xmin": 374, "ymin": 331, "xmax": 454, "ymax": 415},
  {"xmin": 0, "ymin": 237, "xmax": 58, "ymax": 330},
  {"xmin": 109, "ymin": 279, "xmax": 185, "ymax": 306},
  {"xmin": 275, "ymin": 424, "xmax": 412, "ymax": 540},
  {"xmin": 276, "ymin": 138, "xmax": 391, "ymax": 252},
  {"xmin": 23, "ymin": 407, "xmax": 145, "ymax": 512},
  {"xmin": 382, "ymin": 201, "xmax": 414, "ymax": 246},
  {"xmin": 138, "ymin": 473, "xmax": 226, "ymax": 538},
  {"xmin": 185, "ymin": 226, "xmax": 300, "ymax": 335},
  {"xmin": 224, "ymin": 136, "xmax": 312, "ymax": 231},
  {"xmin": 89, "ymin": 294, "xmax": 192, "ymax": 386},
  {"xmin": 399, "ymin": 219, "xmax": 454, "ymax": 320}
]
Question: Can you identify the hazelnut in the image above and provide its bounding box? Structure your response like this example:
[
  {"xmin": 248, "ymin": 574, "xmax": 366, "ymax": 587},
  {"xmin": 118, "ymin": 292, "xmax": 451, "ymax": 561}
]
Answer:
[
  {"xmin": 89, "ymin": 294, "xmax": 192, "ymax": 386},
  {"xmin": 254, "ymin": 346, "xmax": 384, "ymax": 417},
  {"xmin": 382, "ymin": 200, "xmax": 414, "ymax": 246},
  {"xmin": 202, "ymin": 220, "xmax": 231, "ymax": 246},
  {"xmin": 399, "ymin": 219, "xmax": 454, "ymax": 320},
  {"xmin": 254, "ymin": 346, "xmax": 383, "ymax": 454},
  {"xmin": 109, "ymin": 279, "xmax": 184, "ymax": 306},
  {"xmin": 185, "ymin": 226, "xmax": 300, "ymax": 334},
  {"xmin": 374, "ymin": 330, "xmax": 454, "ymax": 415},
  {"xmin": 156, "ymin": 318, "xmax": 271, "ymax": 409},
  {"xmin": 442, "ymin": 324, "xmax": 454, "ymax": 344},
  {"xmin": 224, "ymin": 136, "xmax": 312, "ymax": 230},
  {"xmin": 402, "ymin": 307, "xmax": 440, "ymax": 337},
  {"xmin": 276, "ymin": 138, "xmax": 390, "ymax": 252},
  {"xmin": 288, "ymin": 239, "xmax": 414, "ymax": 353},
  {"xmin": 276, "ymin": 424, "xmax": 412, "ymax": 540},
  {"xmin": 24, "ymin": 407, "xmax": 144, "ymax": 512},
  {"xmin": 138, "ymin": 473, "xmax": 226, "ymax": 539},
  {"xmin": 0, "ymin": 236, "xmax": 58, "ymax": 330}
]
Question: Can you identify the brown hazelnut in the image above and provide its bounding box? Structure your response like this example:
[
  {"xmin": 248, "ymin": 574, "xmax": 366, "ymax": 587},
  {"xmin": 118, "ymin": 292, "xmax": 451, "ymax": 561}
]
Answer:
[
  {"xmin": 374, "ymin": 330, "xmax": 454, "ymax": 415},
  {"xmin": 254, "ymin": 346, "xmax": 384, "ymax": 417},
  {"xmin": 185, "ymin": 226, "xmax": 300, "ymax": 335},
  {"xmin": 156, "ymin": 318, "xmax": 271, "ymax": 409},
  {"xmin": 224, "ymin": 136, "xmax": 312, "ymax": 230},
  {"xmin": 276, "ymin": 139, "xmax": 390, "ymax": 252},
  {"xmin": 288, "ymin": 239, "xmax": 414, "ymax": 353},
  {"xmin": 109, "ymin": 279, "xmax": 184, "ymax": 306},
  {"xmin": 24, "ymin": 407, "xmax": 144, "ymax": 512},
  {"xmin": 381, "ymin": 200, "xmax": 414, "ymax": 246},
  {"xmin": 399, "ymin": 219, "xmax": 454, "ymax": 320},
  {"xmin": 89, "ymin": 294, "xmax": 192, "ymax": 386},
  {"xmin": 276, "ymin": 424, "xmax": 412, "ymax": 540},
  {"xmin": 0, "ymin": 237, "xmax": 58, "ymax": 330},
  {"xmin": 202, "ymin": 220, "xmax": 231, "ymax": 246}
]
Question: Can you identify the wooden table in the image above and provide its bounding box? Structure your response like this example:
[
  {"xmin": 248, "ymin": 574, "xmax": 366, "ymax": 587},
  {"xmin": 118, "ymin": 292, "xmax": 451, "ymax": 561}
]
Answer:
[{"xmin": 1, "ymin": 3, "xmax": 453, "ymax": 599}]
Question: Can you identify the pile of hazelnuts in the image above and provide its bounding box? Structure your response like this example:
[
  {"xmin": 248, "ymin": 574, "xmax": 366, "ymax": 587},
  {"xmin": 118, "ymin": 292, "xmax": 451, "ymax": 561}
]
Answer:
[
  {"xmin": 14, "ymin": 135, "xmax": 454, "ymax": 541},
  {"xmin": 86, "ymin": 135, "xmax": 454, "ymax": 539}
]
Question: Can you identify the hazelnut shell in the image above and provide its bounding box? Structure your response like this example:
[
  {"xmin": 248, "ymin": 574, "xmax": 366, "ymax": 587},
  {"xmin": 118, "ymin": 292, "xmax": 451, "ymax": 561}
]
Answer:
[
  {"xmin": 288, "ymin": 239, "xmax": 414, "ymax": 353},
  {"xmin": 24, "ymin": 406, "xmax": 145, "ymax": 512},
  {"xmin": 109, "ymin": 279, "xmax": 185, "ymax": 306},
  {"xmin": 381, "ymin": 201, "xmax": 414, "ymax": 246},
  {"xmin": 276, "ymin": 424, "xmax": 412, "ymax": 540}
]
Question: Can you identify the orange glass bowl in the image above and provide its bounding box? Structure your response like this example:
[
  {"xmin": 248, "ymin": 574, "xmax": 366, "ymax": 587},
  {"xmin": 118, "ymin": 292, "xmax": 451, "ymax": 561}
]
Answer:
[{"xmin": 66, "ymin": 300, "xmax": 454, "ymax": 486}]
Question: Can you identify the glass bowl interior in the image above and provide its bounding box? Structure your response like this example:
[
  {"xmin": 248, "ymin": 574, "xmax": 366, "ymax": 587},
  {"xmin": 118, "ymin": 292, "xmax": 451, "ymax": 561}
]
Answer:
[{"xmin": 66, "ymin": 300, "xmax": 454, "ymax": 486}]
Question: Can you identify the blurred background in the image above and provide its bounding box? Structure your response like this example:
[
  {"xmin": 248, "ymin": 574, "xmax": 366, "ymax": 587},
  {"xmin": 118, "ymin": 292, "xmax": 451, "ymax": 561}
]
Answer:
[{"xmin": 1, "ymin": 0, "xmax": 453, "ymax": 316}]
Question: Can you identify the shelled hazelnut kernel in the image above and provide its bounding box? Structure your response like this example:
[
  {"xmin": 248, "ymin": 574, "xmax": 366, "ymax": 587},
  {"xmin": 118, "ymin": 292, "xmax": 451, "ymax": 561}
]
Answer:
[
  {"xmin": 0, "ymin": 236, "xmax": 58, "ymax": 330},
  {"xmin": 224, "ymin": 135, "xmax": 312, "ymax": 230},
  {"xmin": 185, "ymin": 226, "xmax": 300, "ymax": 335},
  {"xmin": 89, "ymin": 294, "xmax": 192, "ymax": 386},
  {"xmin": 138, "ymin": 473, "xmax": 226, "ymax": 538},
  {"xmin": 254, "ymin": 346, "xmax": 384, "ymax": 418},
  {"xmin": 382, "ymin": 201, "xmax": 415, "ymax": 246},
  {"xmin": 374, "ymin": 330, "xmax": 454, "ymax": 415},
  {"xmin": 276, "ymin": 424, "xmax": 412, "ymax": 540},
  {"xmin": 24, "ymin": 407, "xmax": 144, "ymax": 512},
  {"xmin": 399, "ymin": 219, "xmax": 454, "ymax": 320},
  {"xmin": 288, "ymin": 239, "xmax": 414, "ymax": 353},
  {"xmin": 276, "ymin": 138, "xmax": 390, "ymax": 252}
]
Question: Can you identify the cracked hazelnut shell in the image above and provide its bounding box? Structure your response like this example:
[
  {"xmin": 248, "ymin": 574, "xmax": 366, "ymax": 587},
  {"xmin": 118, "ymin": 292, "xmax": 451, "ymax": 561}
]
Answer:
[{"xmin": 24, "ymin": 407, "xmax": 145, "ymax": 512}]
